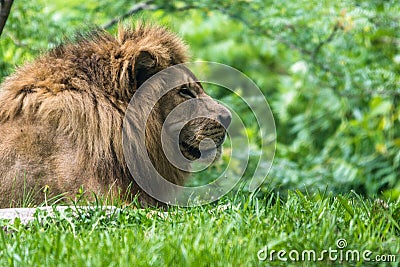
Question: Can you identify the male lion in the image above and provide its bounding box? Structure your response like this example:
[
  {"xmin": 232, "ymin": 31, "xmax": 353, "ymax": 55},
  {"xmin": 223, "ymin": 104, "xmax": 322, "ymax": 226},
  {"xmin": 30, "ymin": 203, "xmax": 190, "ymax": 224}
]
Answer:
[{"xmin": 0, "ymin": 24, "xmax": 231, "ymax": 208}]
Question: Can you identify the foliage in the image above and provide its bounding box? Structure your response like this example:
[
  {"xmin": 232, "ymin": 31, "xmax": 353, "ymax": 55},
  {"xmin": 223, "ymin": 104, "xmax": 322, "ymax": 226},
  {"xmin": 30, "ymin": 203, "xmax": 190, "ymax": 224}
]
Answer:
[
  {"xmin": 1, "ymin": 0, "xmax": 399, "ymax": 198},
  {"xmin": 1, "ymin": 2, "xmax": 400, "ymax": 264},
  {"xmin": 0, "ymin": 193, "xmax": 399, "ymax": 266}
]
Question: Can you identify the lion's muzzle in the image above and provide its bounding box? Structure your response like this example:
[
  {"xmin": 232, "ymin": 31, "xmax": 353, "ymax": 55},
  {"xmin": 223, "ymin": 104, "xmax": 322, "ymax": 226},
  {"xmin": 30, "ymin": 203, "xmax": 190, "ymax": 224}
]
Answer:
[{"xmin": 179, "ymin": 104, "xmax": 231, "ymax": 161}]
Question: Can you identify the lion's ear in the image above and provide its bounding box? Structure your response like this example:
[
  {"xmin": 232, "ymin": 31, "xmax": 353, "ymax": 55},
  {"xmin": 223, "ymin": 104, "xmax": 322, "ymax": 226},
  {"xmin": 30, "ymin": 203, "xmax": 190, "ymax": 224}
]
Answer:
[{"xmin": 134, "ymin": 51, "xmax": 158, "ymax": 87}]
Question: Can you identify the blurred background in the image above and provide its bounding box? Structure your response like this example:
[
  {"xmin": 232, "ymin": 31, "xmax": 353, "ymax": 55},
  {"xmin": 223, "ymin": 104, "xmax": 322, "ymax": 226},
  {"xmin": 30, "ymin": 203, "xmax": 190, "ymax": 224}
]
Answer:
[{"xmin": 1, "ymin": 0, "xmax": 399, "ymax": 199}]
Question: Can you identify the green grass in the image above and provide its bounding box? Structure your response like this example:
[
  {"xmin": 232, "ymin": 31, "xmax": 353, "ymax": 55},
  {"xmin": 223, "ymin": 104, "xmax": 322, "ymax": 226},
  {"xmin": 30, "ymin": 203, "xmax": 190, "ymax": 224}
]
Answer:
[{"xmin": 0, "ymin": 191, "xmax": 399, "ymax": 266}]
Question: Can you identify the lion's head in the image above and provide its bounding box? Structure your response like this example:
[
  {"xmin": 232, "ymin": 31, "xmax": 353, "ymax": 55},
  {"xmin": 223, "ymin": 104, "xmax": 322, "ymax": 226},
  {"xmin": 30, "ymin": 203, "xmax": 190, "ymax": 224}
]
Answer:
[
  {"xmin": 125, "ymin": 61, "xmax": 232, "ymax": 192},
  {"xmin": 151, "ymin": 65, "xmax": 231, "ymax": 161}
]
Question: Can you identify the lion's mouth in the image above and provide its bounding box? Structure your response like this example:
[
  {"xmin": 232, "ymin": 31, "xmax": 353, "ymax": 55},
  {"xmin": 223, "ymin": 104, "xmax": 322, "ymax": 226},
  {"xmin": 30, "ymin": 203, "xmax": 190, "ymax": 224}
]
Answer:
[{"xmin": 180, "ymin": 141, "xmax": 221, "ymax": 160}]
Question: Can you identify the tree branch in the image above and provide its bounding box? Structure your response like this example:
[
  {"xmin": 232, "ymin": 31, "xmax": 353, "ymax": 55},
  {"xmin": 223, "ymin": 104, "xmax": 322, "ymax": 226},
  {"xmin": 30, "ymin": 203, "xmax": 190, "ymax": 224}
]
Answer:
[
  {"xmin": 0, "ymin": 0, "xmax": 13, "ymax": 36},
  {"xmin": 312, "ymin": 23, "xmax": 340, "ymax": 62},
  {"xmin": 216, "ymin": 6, "xmax": 313, "ymax": 56},
  {"xmin": 102, "ymin": 0, "xmax": 156, "ymax": 30}
]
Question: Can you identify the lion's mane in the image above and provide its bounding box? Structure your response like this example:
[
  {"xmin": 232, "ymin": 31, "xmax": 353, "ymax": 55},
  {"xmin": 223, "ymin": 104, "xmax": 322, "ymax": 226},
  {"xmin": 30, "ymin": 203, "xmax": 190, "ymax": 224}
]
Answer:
[{"xmin": 0, "ymin": 23, "xmax": 189, "ymax": 207}]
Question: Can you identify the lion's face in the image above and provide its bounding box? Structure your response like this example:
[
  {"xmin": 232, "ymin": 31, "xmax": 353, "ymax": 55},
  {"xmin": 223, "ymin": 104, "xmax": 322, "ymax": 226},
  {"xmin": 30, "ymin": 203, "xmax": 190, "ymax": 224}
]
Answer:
[{"xmin": 156, "ymin": 67, "xmax": 231, "ymax": 162}]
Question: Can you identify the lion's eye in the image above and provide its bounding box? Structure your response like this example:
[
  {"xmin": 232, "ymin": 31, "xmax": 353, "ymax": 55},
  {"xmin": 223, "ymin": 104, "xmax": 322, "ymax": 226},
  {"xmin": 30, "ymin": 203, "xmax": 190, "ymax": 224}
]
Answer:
[{"xmin": 179, "ymin": 87, "xmax": 196, "ymax": 99}]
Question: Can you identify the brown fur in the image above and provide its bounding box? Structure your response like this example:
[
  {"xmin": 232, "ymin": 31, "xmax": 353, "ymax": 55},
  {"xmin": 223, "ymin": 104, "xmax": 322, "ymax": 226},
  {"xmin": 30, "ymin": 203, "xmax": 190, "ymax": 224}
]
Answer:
[{"xmin": 0, "ymin": 23, "xmax": 230, "ymax": 208}]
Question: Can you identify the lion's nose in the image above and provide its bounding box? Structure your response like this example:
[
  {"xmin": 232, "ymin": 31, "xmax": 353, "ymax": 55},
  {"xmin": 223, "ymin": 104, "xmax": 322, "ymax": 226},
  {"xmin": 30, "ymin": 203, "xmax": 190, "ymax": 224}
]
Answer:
[{"xmin": 218, "ymin": 109, "xmax": 232, "ymax": 129}]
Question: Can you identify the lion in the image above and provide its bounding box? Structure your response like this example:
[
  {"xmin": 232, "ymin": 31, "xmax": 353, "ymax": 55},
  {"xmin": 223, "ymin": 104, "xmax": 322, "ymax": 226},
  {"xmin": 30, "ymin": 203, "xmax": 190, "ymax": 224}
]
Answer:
[{"xmin": 0, "ymin": 23, "xmax": 231, "ymax": 208}]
